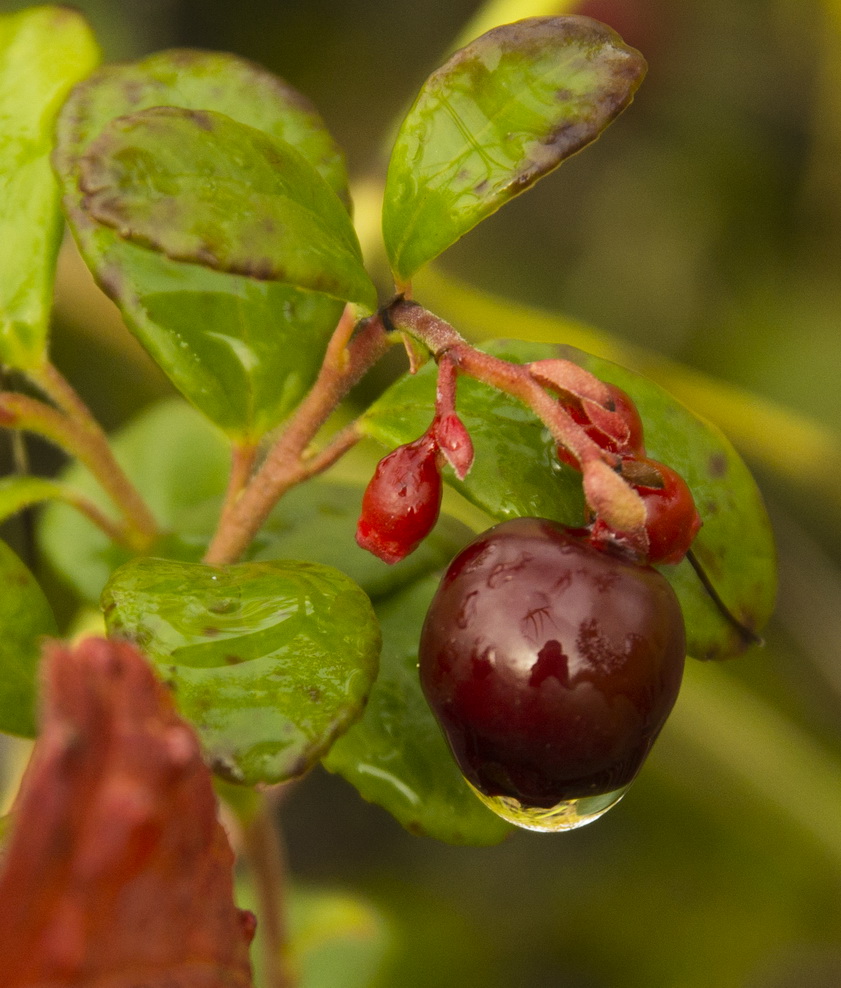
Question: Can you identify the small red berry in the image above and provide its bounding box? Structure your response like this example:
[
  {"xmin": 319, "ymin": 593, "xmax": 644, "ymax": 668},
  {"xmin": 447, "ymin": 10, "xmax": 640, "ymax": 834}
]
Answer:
[
  {"xmin": 633, "ymin": 458, "xmax": 701, "ymax": 564},
  {"xmin": 594, "ymin": 457, "xmax": 702, "ymax": 564},
  {"xmin": 356, "ymin": 435, "xmax": 443, "ymax": 564}
]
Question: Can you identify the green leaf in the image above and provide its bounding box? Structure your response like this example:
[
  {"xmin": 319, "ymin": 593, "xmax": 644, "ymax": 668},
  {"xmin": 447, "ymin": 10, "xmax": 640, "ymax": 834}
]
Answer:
[
  {"xmin": 361, "ymin": 340, "xmax": 777, "ymax": 661},
  {"xmin": 79, "ymin": 107, "xmax": 376, "ymax": 309},
  {"xmin": 324, "ymin": 575, "xmax": 513, "ymax": 845},
  {"xmin": 249, "ymin": 481, "xmax": 474, "ymax": 602},
  {"xmin": 382, "ymin": 15, "xmax": 646, "ymax": 283},
  {"xmin": 0, "ymin": 6, "xmax": 99, "ymax": 368},
  {"xmin": 0, "ymin": 539, "xmax": 58, "ymax": 737},
  {"xmin": 101, "ymin": 556, "xmax": 381, "ymax": 786},
  {"xmin": 54, "ymin": 49, "xmax": 358, "ymax": 439}
]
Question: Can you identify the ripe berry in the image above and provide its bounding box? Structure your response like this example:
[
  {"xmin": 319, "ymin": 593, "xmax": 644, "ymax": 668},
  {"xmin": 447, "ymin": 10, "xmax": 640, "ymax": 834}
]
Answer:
[
  {"xmin": 356, "ymin": 435, "xmax": 442, "ymax": 564},
  {"xmin": 419, "ymin": 518, "xmax": 685, "ymax": 819}
]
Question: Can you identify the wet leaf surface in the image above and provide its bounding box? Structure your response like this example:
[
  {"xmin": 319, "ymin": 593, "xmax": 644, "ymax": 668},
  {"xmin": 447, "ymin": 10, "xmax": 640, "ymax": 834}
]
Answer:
[
  {"xmin": 0, "ymin": 636, "xmax": 255, "ymax": 987},
  {"xmin": 54, "ymin": 49, "xmax": 355, "ymax": 438},
  {"xmin": 80, "ymin": 106, "xmax": 375, "ymax": 308},
  {"xmin": 102, "ymin": 556, "xmax": 381, "ymax": 786},
  {"xmin": 325, "ymin": 575, "xmax": 513, "ymax": 845},
  {"xmin": 382, "ymin": 15, "xmax": 646, "ymax": 282}
]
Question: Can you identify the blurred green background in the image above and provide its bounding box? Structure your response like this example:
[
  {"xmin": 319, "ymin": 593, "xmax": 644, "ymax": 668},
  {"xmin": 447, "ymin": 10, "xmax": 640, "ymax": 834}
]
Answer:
[{"xmin": 2, "ymin": 0, "xmax": 841, "ymax": 985}]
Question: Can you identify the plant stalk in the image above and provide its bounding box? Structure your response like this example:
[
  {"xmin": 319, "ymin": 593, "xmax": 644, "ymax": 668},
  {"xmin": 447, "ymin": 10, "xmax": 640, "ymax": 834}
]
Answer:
[
  {"xmin": 203, "ymin": 312, "xmax": 391, "ymax": 566},
  {"xmin": 22, "ymin": 361, "xmax": 160, "ymax": 546}
]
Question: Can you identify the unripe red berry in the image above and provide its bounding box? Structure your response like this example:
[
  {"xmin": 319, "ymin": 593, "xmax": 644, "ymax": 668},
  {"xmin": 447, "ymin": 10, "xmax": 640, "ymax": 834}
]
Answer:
[
  {"xmin": 631, "ymin": 458, "xmax": 702, "ymax": 564},
  {"xmin": 356, "ymin": 435, "xmax": 443, "ymax": 564}
]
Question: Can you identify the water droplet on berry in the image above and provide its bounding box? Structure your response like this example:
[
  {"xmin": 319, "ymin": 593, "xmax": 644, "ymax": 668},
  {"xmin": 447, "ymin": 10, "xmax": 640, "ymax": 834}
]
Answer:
[{"xmin": 470, "ymin": 782, "xmax": 631, "ymax": 832}]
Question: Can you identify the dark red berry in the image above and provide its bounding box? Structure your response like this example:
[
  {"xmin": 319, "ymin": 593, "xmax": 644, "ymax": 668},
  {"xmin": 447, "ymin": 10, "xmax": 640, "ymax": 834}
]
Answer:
[
  {"xmin": 356, "ymin": 435, "xmax": 442, "ymax": 564},
  {"xmin": 556, "ymin": 383, "xmax": 645, "ymax": 469},
  {"xmin": 419, "ymin": 518, "xmax": 685, "ymax": 808}
]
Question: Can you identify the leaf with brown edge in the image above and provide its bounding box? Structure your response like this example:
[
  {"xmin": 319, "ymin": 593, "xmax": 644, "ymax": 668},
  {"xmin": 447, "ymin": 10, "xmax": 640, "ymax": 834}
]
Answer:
[{"xmin": 0, "ymin": 636, "xmax": 256, "ymax": 988}]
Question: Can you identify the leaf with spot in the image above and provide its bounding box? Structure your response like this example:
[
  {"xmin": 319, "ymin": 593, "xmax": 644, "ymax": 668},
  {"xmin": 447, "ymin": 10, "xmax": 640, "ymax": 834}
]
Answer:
[
  {"xmin": 361, "ymin": 340, "xmax": 777, "ymax": 661},
  {"xmin": 102, "ymin": 556, "xmax": 381, "ymax": 786},
  {"xmin": 54, "ymin": 49, "xmax": 359, "ymax": 439},
  {"xmin": 0, "ymin": 540, "xmax": 57, "ymax": 738},
  {"xmin": 79, "ymin": 106, "xmax": 376, "ymax": 309},
  {"xmin": 0, "ymin": 6, "xmax": 98, "ymax": 369},
  {"xmin": 382, "ymin": 15, "xmax": 646, "ymax": 283},
  {"xmin": 324, "ymin": 575, "xmax": 513, "ymax": 845}
]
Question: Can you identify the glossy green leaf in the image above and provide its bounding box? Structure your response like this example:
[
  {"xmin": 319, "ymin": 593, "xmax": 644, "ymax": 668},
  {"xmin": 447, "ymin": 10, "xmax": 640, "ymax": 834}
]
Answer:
[
  {"xmin": 54, "ymin": 49, "xmax": 357, "ymax": 439},
  {"xmin": 102, "ymin": 556, "xmax": 381, "ymax": 786},
  {"xmin": 0, "ymin": 6, "xmax": 98, "ymax": 368},
  {"xmin": 382, "ymin": 15, "xmax": 646, "ymax": 283},
  {"xmin": 362, "ymin": 340, "xmax": 777, "ymax": 661},
  {"xmin": 0, "ymin": 539, "xmax": 58, "ymax": 737},
  {"xmin": 79, "ymin": 107, "xmax": 376, "ymax": 309},
  {"xmin": 325, "ymin": 575, "xmax": 513, "ymax": 845}
]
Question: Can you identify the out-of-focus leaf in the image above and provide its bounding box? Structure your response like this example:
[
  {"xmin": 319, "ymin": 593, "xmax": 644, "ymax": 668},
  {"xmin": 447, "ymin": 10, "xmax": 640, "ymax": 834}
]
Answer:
[
  {"xmin": 54, "ymin": 49, "xmax": 356, "ymax": 439},
  {"xmin": 289, "ymin": 887, "xmax": 394, "ymax": 988},
  {"xmin": 382, "ymin": 15, "xmax": 646, "ymax": 283},
  {"xmin": 250, "ymin": 480, "xmax": 474, "ymax": 601},
  {"xmin": 38, "ymin": 397, "xmax": 474, "ymax": 605},
  {"xmin": 0, "ymin": 476, "xmax": 78, "ymax": 523},
  {"xmin": 0, "ymin": 636, "xmax": 255, "ymax": 987},
  {"xmin": 102, "ymin": 556, "xmax": 381, "ymax": 786},
  {"xmin": 325, "ymin": 575, "xmax": 513, "ymax": 845},
  {"xmin": 38, "ymin": 397, "xmax": 231, "ymax": 603},
  {"xmin": 237, "ymin": 877, "xmax": 393, "ymax": 988},
  {"xmin": 0, "ymin": 6, "xmax": 98, "ymax": 368},
  {"xmin": 362, "ymin": 340, "xmax": 777, "ymax": 660},
  {"xmin": 0, "ymin": 539, "xmax": 57, "ymax": 738},
  {"xmin": 79, "ymin": 106, "xmax": 376, "ymax": 309}
]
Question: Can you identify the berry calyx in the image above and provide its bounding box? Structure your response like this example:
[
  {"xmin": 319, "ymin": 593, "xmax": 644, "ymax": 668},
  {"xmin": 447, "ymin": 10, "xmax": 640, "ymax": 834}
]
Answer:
[
  {"xmin": 419, "ymin": 518, "xmax": 685, "ymax": 814},
  {"xmin": 356, "ymin": 434, "xmax": 443, "ymax": 564},
  {"xmin": 556, "ymin": 382, "xmax": 646, "ymax": 469}
]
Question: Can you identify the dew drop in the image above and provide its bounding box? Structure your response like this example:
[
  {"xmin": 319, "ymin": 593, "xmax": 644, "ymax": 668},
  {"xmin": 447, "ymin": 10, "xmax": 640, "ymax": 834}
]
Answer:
[{"xmin": 469, "ymin": 782, "xmax": 631, "ymax": 832}]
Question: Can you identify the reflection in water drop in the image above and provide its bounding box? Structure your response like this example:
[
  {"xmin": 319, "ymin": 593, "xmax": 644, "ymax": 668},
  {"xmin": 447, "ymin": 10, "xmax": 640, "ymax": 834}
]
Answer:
[{"xmin": 469, "ymin": 782, "xmax": 631, "ymax": 832}]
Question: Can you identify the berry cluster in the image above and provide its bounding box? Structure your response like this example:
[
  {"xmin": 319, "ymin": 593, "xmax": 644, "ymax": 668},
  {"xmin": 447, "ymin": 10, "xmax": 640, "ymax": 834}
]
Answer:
[{"xmin": 355, "ymin": 350, "xmax": 697, "ymax": 825}]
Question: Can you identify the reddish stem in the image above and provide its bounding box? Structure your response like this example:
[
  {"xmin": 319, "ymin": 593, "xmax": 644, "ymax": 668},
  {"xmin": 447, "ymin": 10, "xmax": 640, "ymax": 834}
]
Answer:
[
  {"xmin": 388, "ymin": 299, "xmax": 607, "ymax": 468},
  {"xmin": 203, "ymin": 313, "xmax": 391, "ymax": 566}
]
